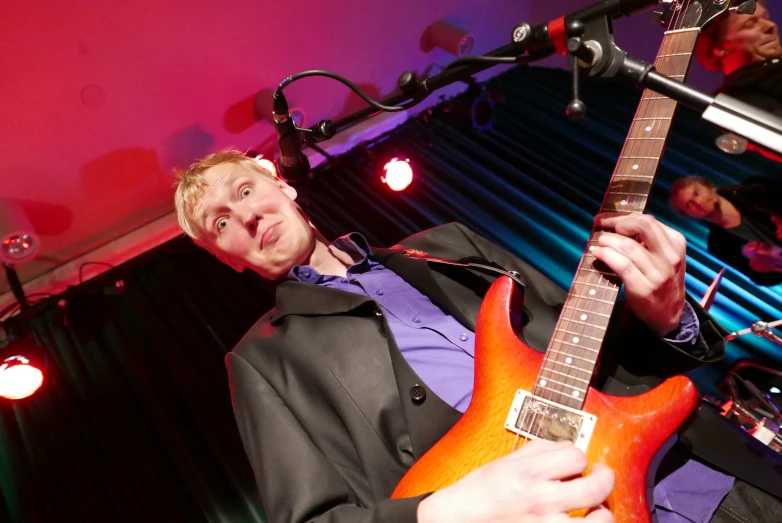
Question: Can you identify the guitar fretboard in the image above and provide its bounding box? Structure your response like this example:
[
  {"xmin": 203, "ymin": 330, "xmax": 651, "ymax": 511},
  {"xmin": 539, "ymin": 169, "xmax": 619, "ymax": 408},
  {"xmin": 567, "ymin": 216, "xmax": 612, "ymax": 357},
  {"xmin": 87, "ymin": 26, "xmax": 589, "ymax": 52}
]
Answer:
[{"xmin": 532, "ymin": 28, "xmax": 700, "ymax": 410}]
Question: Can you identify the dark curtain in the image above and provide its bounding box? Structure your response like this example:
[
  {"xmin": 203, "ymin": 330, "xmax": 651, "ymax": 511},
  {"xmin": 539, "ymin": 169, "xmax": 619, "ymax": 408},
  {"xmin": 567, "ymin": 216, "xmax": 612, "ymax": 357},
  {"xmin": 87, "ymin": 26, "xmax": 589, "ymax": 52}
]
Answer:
[
  {"xmin": 1, "ymin": 65, "xmax": 780, "ymax": 523},
  {"xmin": 0, "ymin": 246, "xmax": 275, "ymax": 523}
]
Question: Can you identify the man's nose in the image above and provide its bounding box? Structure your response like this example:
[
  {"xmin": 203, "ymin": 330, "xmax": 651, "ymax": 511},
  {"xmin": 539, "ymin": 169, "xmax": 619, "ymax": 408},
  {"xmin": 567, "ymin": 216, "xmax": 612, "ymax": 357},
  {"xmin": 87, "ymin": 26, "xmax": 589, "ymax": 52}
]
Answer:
[{"xmin": 242, "ymin": 211, "xmax": 260, "ymax": 231}]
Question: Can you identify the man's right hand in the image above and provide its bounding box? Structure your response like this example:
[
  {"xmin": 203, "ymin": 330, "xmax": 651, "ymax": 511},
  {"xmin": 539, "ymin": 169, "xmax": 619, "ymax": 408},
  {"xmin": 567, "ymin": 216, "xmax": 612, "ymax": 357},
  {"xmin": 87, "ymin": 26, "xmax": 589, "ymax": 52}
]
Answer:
[{"xmin": 416, "ymin": 439, "xmax": 614, "ymax": 522}]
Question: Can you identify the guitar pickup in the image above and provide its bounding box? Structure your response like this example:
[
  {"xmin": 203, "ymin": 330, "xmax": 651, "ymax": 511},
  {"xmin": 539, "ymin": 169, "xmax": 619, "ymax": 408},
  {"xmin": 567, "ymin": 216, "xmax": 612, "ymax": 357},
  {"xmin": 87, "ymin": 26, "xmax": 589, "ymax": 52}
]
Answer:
[{"xmin": 504, "ymin": 390, "xmax": 597, "ymax": 452}]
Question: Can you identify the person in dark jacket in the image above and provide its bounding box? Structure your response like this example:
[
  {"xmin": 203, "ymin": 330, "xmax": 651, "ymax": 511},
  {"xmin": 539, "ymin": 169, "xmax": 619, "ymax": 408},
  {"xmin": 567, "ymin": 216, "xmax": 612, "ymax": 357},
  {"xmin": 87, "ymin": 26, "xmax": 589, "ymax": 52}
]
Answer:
[
  {"xmin": 174, "ymin": 150, "xmax": 782, "ymax": 522},
  {"xmin": 695, "ymin": 0, "xmax": 782, "ymax": 162},
  {"xmin": 670, "ymin": 175, "xmax": 782, "ymax": 286}
]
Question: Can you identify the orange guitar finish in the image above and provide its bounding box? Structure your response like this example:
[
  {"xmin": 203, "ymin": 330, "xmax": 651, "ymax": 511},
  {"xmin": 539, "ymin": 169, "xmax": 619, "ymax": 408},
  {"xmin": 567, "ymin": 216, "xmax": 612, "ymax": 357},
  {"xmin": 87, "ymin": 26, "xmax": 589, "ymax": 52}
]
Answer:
[{"xmin": 391, "ymin": 276, "xmax": 699, "ymax": 521}]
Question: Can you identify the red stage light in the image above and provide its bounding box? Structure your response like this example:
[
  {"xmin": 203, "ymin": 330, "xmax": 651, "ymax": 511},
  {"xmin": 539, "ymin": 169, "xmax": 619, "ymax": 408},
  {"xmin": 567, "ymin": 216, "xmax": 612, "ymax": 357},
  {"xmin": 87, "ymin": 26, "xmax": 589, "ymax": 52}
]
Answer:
[
  {"xmin": 256, "ymin": 158, "xmax": 278, "ymax": 178},
  {"xmin": 0, "ymin": 355, "xmax": 43, "ymax": 400},
  {"xmin": 382, "ymin": 158, "xmax": 413, "ymax": 192}
]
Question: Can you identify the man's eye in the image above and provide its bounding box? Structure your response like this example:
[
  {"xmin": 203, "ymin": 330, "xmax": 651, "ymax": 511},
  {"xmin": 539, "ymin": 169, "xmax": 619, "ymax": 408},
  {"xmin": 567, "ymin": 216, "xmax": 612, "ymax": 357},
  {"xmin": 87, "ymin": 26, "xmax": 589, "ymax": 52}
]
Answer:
[
  {"xmin": 217, "ymin": 219, "xmax": 228, "ymax": 231},
  {"xmin": 241, "ymin": 187, "xmax": 251, "ymax": 197}
]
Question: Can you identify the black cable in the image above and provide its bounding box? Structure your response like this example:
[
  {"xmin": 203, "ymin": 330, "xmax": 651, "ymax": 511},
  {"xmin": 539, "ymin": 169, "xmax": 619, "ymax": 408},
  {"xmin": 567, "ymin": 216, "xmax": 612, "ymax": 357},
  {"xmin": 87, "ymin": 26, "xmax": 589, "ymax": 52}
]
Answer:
[
  {"xmin": 277, "ymin": 70, "xmax": 423, "ymax": 112},
  {"xmin": 78, "ymin": 261, "xmax": 115, "ymax": 283},
  {"xmin": 443, "ymin": 55, "xmax": 532, "ymax": 70}
]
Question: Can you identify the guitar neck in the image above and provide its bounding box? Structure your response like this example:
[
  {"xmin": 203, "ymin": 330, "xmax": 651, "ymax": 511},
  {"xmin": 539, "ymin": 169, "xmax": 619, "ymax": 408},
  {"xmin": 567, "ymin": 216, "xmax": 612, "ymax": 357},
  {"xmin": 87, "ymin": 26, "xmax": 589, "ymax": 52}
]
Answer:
[{"xmin": 531, "ymin": 28, "xmax": 700, "ymax": 410}]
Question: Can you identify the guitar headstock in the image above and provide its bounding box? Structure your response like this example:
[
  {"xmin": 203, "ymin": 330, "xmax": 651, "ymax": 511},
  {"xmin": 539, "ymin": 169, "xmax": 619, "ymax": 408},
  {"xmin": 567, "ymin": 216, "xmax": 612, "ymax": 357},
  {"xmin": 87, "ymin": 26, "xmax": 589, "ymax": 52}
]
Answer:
[{"xmin": 656, "ymin": 0, "xmax": 756, "ymax": 31}]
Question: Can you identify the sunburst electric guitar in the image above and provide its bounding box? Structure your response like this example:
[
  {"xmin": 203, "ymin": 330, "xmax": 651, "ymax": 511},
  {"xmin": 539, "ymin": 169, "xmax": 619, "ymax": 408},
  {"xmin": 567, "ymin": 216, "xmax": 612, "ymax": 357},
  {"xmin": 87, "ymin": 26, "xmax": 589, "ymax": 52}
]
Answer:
[{"xmin": 392, "ymin": 1, "xmax": 736, "ymax": 520}]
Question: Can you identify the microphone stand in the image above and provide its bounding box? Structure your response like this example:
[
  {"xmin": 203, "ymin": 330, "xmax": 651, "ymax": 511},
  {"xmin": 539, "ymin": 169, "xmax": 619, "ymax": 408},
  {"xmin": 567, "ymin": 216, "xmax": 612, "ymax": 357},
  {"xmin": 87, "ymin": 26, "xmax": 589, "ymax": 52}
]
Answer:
[
  {"xmin": 720, "ymin": 333, "xmax": 782, "ymax": 451},
  {"xmin": 725, "ymin": 319, "xmax": 782, "ymax": 345},
  {"xmin": 298, "ymin": 0, "xmax": 782, "ymax": 158}
]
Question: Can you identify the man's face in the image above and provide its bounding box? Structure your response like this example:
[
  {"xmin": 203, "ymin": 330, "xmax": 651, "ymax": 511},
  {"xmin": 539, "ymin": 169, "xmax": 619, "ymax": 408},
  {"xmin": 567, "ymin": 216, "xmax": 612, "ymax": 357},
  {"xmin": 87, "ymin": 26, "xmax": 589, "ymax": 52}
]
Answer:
[
  {"xmin": 671, "ymin": 182, "xmax": 720, "ymax": 219},
  {"xmin": 193, "ymin": 162, "xmax": 315, "ymax": 279},
  {"xmin": 721, "ymin": 4, "xmax": 782, "ymax": 64}
]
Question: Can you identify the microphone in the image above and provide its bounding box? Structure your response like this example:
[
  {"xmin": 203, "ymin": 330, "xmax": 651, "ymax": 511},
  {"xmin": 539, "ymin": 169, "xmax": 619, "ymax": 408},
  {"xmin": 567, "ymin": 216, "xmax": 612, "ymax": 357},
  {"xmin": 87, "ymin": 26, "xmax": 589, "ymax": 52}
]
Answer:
[
  {"xmin": 272, "ymin": 90, "xmax": 311, "ymax": 183},
  {"xmin": 513, "ymin": 0, "xmax": 659, "ymax": 55}
]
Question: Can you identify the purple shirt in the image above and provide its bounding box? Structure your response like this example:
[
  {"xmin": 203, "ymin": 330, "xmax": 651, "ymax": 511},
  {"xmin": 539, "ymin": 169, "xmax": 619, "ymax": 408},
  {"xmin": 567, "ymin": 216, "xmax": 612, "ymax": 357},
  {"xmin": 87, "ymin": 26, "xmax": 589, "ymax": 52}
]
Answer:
[{"xmin": 289, "ymin": 233, "xmax": 732, "ymax": 520}]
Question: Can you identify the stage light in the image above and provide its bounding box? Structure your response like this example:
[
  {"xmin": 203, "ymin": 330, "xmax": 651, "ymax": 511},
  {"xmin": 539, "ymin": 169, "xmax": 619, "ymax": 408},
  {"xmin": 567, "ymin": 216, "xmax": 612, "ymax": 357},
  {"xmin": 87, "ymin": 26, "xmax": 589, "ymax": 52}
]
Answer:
[
  {"xmin": 0, "ymin": 352, "xmax": 43, "ymax": 400},
  {"xmin": 771, "ymin": 387, "xmax": 781, "ymax": 394},
  {"xmin": 381, "ymin": 158, "xmax": 413, "ymax": 192},
  {"xmin": 245, "ymin": 151, "xmax": 279, "ymax": 178},
  {"xmin": 423, "ymin": 21, "xmax": 475, "ymax": 57},
  {"xmin": 257, "ymin": 158, "xmax": 278, "ymax": 177},
  {"xmin": 0, "ymin": 199, "xmax": 39, "ymax": 263}
]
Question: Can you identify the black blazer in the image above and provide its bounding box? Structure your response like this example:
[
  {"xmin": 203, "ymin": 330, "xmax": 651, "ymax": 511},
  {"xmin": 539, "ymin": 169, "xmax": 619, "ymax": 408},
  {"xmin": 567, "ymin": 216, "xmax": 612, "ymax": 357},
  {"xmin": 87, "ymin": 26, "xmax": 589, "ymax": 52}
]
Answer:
[
  {"xmin": 708, "ymin": 176, "xmax": 782, "ymax": 287},
  {"xmin": 226, "ymin": 223, "xmax": 782, "ymax": 523}
]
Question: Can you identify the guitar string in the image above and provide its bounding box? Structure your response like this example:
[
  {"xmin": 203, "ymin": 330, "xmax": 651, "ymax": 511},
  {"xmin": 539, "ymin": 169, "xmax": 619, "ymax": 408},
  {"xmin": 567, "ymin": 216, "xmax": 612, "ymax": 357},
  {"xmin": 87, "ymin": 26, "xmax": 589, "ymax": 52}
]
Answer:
[{"xmin": 510, "ymin": 0, "xmax": 703, "ymax": 454}]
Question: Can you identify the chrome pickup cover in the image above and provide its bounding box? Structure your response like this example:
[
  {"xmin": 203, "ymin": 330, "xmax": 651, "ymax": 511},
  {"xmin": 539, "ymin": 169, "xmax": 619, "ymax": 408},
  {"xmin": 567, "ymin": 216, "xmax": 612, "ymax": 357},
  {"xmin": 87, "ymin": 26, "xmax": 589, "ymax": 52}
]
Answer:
[{"xmin": 505, "ymin": 389, "xmax": 597, "ymax": 452}]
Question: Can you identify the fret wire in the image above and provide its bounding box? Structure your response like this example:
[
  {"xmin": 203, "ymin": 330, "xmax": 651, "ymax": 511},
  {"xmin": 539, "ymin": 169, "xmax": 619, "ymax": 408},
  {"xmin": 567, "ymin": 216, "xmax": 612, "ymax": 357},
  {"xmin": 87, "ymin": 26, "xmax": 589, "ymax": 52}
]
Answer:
[
  {"xmin": 608, "ymin": 173, "xmax": 656, "ymax": 178},
  {"xmin": 541, "ymin": 361, "xmax": 594, "ymax": 382},
  {"xmin": 537, "ymin": 377, "xmax": 587, "ymax": 393},
  {"xmin": 664, "ymin": 28, "xmax": 699, "ymax": 34},
  {"xmin": 578, "ymin": 267, "xmax": 618, "ymax": 277},
  {"xmin": 542, "ymin": 360, "xmax": 595, "ymax": 379},
  {"xmin": 547, "ymin": 348, "xmax": 597, "ymax": 364},
  {"xmin": 532, "ymin": 386, "xmax": 579, "ymax": 407},
  {"xmin": 555, "ymin": 328, "xmax": 605, "ymax": 343},
  {"xmin": 605, "ymin": 190, "xmax": 655, "ymax": 196},
  {"xmin": 559, "ymin": 317, "xmax": 609, "ymax": 330},
  {"xmin": 539, "ymin": 367, "xmax": 591, "ymax": 384},
  {"xmin": 568, "ymin": 294, "xmax": 616, "ymax": 306},
  {"xmin": 561, "ymin": 305, "xmax": 612, "ymax": 318},
  {"xmin": 556, "ymin": 340, "xmax": 600, "ymax": 354}
]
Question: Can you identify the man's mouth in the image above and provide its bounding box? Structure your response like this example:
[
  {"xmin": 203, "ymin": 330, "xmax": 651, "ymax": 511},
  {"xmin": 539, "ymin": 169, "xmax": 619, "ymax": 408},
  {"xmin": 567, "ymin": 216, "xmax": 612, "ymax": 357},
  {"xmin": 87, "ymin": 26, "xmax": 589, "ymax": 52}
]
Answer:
[{"xmin": 261, "ymin": 223, "xmax": 279, "ymax": 249}]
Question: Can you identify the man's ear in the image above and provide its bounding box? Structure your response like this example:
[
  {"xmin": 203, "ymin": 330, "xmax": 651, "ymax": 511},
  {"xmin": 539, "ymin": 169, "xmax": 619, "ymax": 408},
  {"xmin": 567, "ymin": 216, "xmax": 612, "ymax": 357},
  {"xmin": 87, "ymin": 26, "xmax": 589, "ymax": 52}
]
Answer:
[{"xmin": 279, "ymin": 179, "xmax": 298, "ymax": 201}]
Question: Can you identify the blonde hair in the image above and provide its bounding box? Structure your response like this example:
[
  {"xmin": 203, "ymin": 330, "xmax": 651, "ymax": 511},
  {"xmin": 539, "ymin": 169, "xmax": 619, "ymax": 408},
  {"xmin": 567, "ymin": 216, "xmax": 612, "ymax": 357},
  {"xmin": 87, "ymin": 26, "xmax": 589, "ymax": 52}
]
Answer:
[{"xmin": 173, "ymin": 149, "xmax": 276, "ymax": 240}]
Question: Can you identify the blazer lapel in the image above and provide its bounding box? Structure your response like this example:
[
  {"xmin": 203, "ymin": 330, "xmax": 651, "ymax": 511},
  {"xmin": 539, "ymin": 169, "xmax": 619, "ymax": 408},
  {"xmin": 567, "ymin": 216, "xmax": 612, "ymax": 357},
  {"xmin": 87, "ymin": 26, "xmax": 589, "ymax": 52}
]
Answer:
[
  {"xmin": 372, "ymin": 249, "xmax": 481, "ymax": 331},
  {"xmin": 270, "ymin": 280, "xmax": 375, "ymax": 324}
]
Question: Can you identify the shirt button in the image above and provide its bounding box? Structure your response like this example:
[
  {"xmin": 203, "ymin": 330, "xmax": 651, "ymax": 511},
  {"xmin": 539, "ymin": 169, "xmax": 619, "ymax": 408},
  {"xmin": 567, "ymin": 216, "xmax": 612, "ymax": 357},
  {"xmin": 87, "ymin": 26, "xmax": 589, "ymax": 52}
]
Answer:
[
  {"xmin": 376, "ymin": 289, "xmax": 384, "ymax": 296},
  {"xmin": 302, "ymin": 269, "xmax": 311, "ymax": 277},
  {"xmin": 412, "ymin": 316, "xmax": 421, "ymax": 323},
  {"xmin": 460, "ymin": 333, "xmax": 469, "ymax": 342},
  {"xmin": 341, "ymin": 278, "xmax": 349, "ymax": 283},
  {"xmin": 410, "ymin": 385, "xmax": 426, "ymax": 404}
]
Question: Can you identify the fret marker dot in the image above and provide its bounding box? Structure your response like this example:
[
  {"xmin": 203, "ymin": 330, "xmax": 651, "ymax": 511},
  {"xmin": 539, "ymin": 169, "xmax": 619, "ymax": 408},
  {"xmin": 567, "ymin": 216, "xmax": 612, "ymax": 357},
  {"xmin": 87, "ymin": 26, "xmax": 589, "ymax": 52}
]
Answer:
[
  {"xmin": 645, "ymin": 126, "xmax": 652, "ymax": 131},
  {"xmin": 573, "ymin": 390, "xmax": 580, "ymax": 398},
  {"xmin": 572, "ymin": 337, "xmax": 580, "ymax": 343},
  {"xmin": 565, "ymin": 357, "xmax": 573, "ymax": 364},
  {"xmin": 580, "ymin": 314, "xmax": 587, "ymax": 320},
  {"xmin": 620, "ymin": 200, "xmax": 627, "ymax": 205},
  {"xmin": 632, "ymin": 164, "xmax": 638, "ymax": 170},
  {"xmin": 540, "ymin": 379, "xmax": 547, "ymax": 386},
  {"xmin": 589, "ymin": 289, "xmax": 596, "ymax": 295}
]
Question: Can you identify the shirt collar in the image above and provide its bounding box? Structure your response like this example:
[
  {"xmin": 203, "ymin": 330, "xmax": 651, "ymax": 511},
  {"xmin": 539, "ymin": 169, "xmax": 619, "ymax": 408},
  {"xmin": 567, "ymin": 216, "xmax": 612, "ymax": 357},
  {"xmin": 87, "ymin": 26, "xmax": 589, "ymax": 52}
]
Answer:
[{"xmin": 287, "ymin": 232, "xmax": 376, "ymax": 283}]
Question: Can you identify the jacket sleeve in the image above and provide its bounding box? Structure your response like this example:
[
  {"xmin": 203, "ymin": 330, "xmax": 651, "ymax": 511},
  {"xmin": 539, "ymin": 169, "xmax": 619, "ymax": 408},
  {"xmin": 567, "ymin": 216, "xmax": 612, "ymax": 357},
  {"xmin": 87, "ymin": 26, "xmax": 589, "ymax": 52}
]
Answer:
[
  {"xmin": 226, "ymin": 352, "xmax": 426, "ymax": 523},
  {"xmin": 448, "ymin": 222, "xmax": 729, "ymax": 383}
]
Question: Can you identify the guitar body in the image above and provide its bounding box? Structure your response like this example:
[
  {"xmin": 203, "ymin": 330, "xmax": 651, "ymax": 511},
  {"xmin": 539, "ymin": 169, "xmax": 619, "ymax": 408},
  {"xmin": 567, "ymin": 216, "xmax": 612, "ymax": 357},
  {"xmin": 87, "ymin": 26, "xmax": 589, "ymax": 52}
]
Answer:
[{"xmin": 392, "ymin": 276, "xmax": 699, "ymax": 521}]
